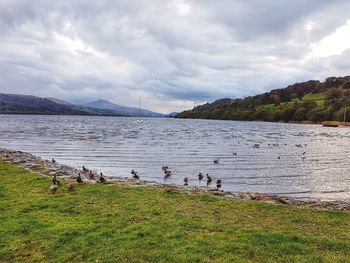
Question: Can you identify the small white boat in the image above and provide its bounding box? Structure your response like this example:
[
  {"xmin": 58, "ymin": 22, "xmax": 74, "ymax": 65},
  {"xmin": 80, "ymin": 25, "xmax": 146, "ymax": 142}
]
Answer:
[{"xmin": 137, "ymin": 97, "xmax": 143, "ymax": 123}]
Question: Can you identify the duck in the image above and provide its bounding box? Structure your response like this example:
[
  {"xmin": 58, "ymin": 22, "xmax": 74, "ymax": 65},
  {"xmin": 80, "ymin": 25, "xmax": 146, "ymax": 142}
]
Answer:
[
  {"xmin": 206, "ymin": 174, "xmax": 212, "ymax": 183},
  {"xmin": 49, "ymin": 183, "xmax": 59, "ymax": 194},
  {"xmin": 198, "ymin": 172, "xmax": 203, "ymax": 180},
  {"xmin": 131, "ymin": 170, "xmax": 140, "ymax": 180},
  {"xmin": 88, "ymin": 170, "xmax": 95, "ymax": 179},
  {"xmin": 301, "ymin": 152, "xmax": 306, "ymax": 159},
  {"xmin": 76, "ymin": 173, "xmax": 83, "ymax": 184},
  {"xmin": 52, "ymin": 174, "xmax": 60, "ymax": 186},
  {"xmin": 67, "ymin": 183, "xmax": 74, "ymax": 192},
  {"xmin": 51, "ymin": 158, "xmax": 56, "ymax": 164},
  {"xmin": 213, "ymin": 158, "xmax": 220, "ymax": 164},
  {"xmin": 164, "ymin": 170, "xmax": 172, "ymax": 179},
  {"xmin": 233, "ymin": 152, "xmax": 237, "ymax": 156},
  {"xmin": 82, "ymin": 166, "xmax": 89, "ymax": 172},
  {"xmin": 278, "ymin": 156, "xmax": 281, "ymax": 159},
  {"xmin": 99, "ymin": 172, "xmax": 106, "ymax": 183},
  {"xmin": 162, "ymin": 166, "xmax": 169, "ymax": 171},
  {"xmin": 216, "ymin": 179, "xmax": 222, "ymax": 189},
  {"xmin": 183, "ymin": 177, "xmax": 189, "ymax": 186}
]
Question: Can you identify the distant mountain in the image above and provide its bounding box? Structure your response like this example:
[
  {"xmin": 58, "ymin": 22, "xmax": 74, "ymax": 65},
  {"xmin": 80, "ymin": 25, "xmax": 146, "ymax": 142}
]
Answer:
[
  {"xmin": 0, "ymin": 93, "xmax": 169, "ymax": 117},
  {"xmin": 0, "ymin": 93, "xmax": 120, "ymax": 116},
  {"xmin": 82, "ymin": 99, "xmax": 165, "ymax": 117},
  {"xmin": 46, "ymin": 97, "xmax": 72, "ymax": 105},
  {"xmin": 177, "ymin": 76, "xmax": 350, "ymax": 123},
  {"xmin": 165, "ymin": 112, "xmax": 178, "ymax": 117}
]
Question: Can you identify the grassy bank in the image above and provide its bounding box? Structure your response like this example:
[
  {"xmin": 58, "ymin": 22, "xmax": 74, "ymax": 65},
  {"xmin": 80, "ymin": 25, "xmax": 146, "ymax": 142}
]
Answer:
[{"xmin": 1, "ymin": 161, "xmax": 350, "ymax": 262}]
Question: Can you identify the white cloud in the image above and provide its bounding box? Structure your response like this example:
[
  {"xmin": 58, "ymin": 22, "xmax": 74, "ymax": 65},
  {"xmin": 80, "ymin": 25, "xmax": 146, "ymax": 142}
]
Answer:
[{"xmin": 309, "ymin": 20, "xmax": 350, "ymax": 58}]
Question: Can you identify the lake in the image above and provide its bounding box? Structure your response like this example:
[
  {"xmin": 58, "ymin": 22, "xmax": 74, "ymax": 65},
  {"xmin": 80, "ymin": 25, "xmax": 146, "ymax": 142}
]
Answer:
[{"xmin": 0, "ymin": 115, "xmax": 349, "ymax": 201}]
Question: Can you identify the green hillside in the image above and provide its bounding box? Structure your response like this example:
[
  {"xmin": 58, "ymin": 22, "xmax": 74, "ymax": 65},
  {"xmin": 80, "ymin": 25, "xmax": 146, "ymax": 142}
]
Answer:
[{"xmin": 177, "ymin": 76, "xmax": 350, "ymax": 123}]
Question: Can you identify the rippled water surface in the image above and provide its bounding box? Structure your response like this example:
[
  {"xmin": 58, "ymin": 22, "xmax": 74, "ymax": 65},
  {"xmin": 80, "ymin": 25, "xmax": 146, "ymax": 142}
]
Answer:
[{"xmin": 0, "ymin": 115, "xmax": 349, "ymax": 200}]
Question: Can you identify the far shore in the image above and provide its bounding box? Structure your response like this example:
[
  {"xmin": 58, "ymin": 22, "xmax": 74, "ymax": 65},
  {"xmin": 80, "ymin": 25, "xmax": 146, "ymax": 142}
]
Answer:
[
  {"xmin": 2, "ymin": 113, "xmax": 350, "ymax": 127},
  {"xmin": 1, "ymin": 148, "xmax": 349, "ymax": 211}
]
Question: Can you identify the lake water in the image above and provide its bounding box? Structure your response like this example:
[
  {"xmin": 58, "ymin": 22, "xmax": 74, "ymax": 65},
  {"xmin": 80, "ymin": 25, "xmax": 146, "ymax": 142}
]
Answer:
[{"xmin": 0, "ymin": 115, "xmax": 349, "ymax": 201}]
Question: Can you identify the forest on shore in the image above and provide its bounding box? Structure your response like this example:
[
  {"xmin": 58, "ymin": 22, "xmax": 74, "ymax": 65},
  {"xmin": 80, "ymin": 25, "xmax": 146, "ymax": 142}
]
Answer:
[{"xmin": 177, "ymin": 76, "xmax": 350, "ymax": 123}]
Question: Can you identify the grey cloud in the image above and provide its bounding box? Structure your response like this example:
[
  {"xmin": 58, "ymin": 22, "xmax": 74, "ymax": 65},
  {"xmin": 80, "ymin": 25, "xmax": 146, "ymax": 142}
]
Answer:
[{"xmin": 0, "ymin": 0, "xmax": 350, "ymax": 113}]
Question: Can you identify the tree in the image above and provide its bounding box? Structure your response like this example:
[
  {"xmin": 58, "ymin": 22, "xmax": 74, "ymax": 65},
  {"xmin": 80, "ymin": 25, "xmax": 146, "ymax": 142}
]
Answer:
[{"xmin": 272, "ymin": 95, "xmax": 280, "ymax": 106}]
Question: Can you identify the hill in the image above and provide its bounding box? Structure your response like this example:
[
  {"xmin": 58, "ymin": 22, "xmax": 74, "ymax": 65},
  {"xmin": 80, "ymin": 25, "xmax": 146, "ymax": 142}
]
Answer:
[
  {"xmin": 177, "ymin": 76, "xmax": 350, "ymax": 123},
  {"xmin": 0, "ymin": 93, "xmax": 123, "ymax": 116},
  {"xmin": 82, "ymin": 99, "xmax": 164, "ymax": 117},
  {"xmin": 0, "ymin": 94, "xmax": 167, "ymax": 117}
]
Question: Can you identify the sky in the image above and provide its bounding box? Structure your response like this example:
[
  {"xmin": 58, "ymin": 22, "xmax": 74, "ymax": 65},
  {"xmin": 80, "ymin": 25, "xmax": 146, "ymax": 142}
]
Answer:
[{"xmin": 1, "ymin": 0, "xmax": 350, "ymax": 113}]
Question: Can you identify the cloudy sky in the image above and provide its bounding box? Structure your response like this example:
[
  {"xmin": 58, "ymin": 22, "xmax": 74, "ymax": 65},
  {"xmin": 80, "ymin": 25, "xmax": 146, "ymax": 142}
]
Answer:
[{"xmin": 1, "ymin": 0, "xmax": 350, "ymax": 113}]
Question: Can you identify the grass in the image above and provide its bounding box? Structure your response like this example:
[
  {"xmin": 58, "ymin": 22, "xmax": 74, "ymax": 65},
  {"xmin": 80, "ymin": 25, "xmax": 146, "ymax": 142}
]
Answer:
[
  {"xmin": 302, "ymin": 93, "xmax": 325, "ymax": 106},
  {"xmin": 263, "ymin": 92, "xmax": 326, "ymax": 110},
  {"xmin": 1, "ymin": 161, "xmax": 350, "ymax": 262}
]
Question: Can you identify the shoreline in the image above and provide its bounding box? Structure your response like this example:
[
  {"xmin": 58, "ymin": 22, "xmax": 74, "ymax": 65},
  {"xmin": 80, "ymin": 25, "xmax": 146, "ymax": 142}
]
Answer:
[
  {"xmin": 2, "ymin": 113, "xmax": 350, "ymax": 127},
  {"xmin": 1, "ymin": 148, "xmax": 349, "ymax": 211},
  {"xmin": 177, "ymin": 117, "xmax": 350, "ymax": 127}
]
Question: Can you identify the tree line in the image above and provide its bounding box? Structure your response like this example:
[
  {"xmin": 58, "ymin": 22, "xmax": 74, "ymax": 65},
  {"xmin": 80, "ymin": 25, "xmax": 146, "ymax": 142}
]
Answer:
[{"xmin": 177, "ymin": 76, "xmax": 350, "ymax": 123}]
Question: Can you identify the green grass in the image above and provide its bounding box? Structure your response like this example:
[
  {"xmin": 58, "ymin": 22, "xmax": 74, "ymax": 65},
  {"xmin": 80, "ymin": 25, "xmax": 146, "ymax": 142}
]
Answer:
[
  {"xmin": 302, "ymin": 92, "xmax": 325, "ymax": 106},
  {"xmin": 263, "ymin": 92, "xmax": 326, "ymax": 110},
  {"xmin": 1, "ymin": 161, "xmax": 350, "ymax": 262},
  {"xmin": 302, "ymin": 92, "xmax": 326, "ymax": 101}
]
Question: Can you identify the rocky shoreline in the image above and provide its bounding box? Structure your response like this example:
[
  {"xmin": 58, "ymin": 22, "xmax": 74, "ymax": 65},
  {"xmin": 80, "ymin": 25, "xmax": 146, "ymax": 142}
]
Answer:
[{"xmin": 1, "ymin": 148, "xmax": 349, "ymax": 211}]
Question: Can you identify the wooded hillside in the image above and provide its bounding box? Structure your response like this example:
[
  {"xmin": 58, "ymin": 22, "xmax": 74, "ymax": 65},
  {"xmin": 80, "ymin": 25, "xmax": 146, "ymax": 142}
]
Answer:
[{"xmin": 177, "ymin": 76, "xmax": 350, "ymax": 123}]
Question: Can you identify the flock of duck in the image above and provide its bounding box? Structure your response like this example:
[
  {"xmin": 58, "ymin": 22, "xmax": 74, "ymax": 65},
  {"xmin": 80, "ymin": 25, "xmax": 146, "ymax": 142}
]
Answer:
[
  {"xmin": 159, "ymin": 165, "xmax": 221, "ymax": 188},
  {"xmin": 49, "ymin": 157, "xmax": 224, "ymax": 193},
  {"xmin": 49, "ymin": 142, "xmax": 307, "ymax": 194},
  {"xmin": 49, "ymin": 158, "xmax": 107, "ymax": 194}
]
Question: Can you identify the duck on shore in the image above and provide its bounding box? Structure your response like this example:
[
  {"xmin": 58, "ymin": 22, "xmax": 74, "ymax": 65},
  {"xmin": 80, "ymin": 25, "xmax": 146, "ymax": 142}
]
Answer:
[
  {"xmin": 206, "ymin": 174, "xmax": 212, "ymax": 186},
  {"xmin": 198, "ymin": 172, "xmax": 203, "ymax": 180},
  {"xmin": 131, "ymin": 169, "xmax": 140, "ymax": 180},
  {"xmin": 164, "ymin": 170, "xmax": 171, "ymax": 179},
  {"xmin": 49, "ymin": 184, "xmax": 58, "ymax": 194},
  {"xmin": 52, "ymin": 174, "xmax": 60, "ymax": 186},
  {"xmin": 216, "ymin": 179, "xmax": 222, "ymax": 189},
  {"xmin": 51, "ymin": 158, "xmax": 56, "ymax": 164},
  {"xmin": 82, "ymin": 166, "xmax": 89, "ymax": 172},
  {"xmin": 183, "ymin": 177, "xmax": 189, "ymax": 186},
  {"xmin": 49, "ymin": 182, "xmax": 59, "ymax": 194},
  {"xmin": 99, "ymin": 172, "xmax": 106, "ymax": 183},
  {"xmin": 67, "ymin": 183, "xmax": 74, "ymax": 192},
  {"xmin": 76, "ymin": 173, "xmax": 83, "ymax": 184},
  {"xmin": 88, "ymin": 170, "xmax": 95, "ymax": 179}
]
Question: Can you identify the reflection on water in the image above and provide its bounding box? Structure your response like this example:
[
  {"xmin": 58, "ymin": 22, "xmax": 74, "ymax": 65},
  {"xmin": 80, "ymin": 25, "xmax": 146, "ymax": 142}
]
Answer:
[{"xmin": 0, "ymin": 115, "xmax": 349, "ymax": 201}]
